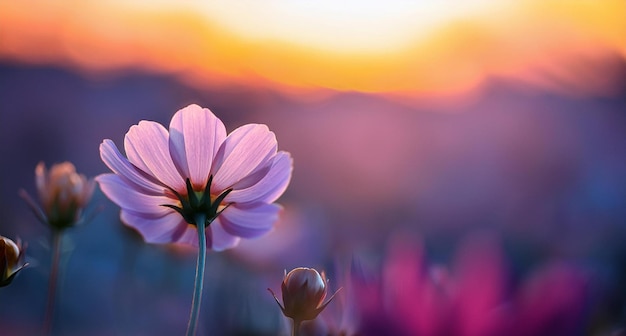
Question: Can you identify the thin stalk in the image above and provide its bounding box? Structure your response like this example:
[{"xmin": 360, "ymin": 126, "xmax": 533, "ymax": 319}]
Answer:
[
  {"xmin": 186, "ymin": 214, "xmax": 207, "ymax": 336},
  {"xmin": 292, "ymin": 319, "xmax": 302, "ymax": 336},
  {"xmin": 43, "ymin": 231, "xmax": 62, "ymax": 335}
]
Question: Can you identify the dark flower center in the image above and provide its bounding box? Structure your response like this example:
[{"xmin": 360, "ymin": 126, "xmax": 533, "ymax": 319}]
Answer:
[{"xmin": 161, "ymin": 175, "xmax": 232, "ymax": 227}]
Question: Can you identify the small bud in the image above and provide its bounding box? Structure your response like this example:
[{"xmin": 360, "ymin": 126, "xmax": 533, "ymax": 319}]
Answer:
[
  {"xmin": 21, "ymin": 162, "xmax": 95, "ymax": 230},
  {"xmin": 269, "ymin": 267, "xmax": 341, "ymax": 322},
  {"xmin": 0, "ymin": 236, "xmax": 28, "ymax": 287}
]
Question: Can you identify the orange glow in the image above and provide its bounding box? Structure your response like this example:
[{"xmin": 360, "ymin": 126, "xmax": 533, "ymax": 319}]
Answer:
[{"xmin": 0, "ymin": 1, "xmax": 624, "ymax": 99}]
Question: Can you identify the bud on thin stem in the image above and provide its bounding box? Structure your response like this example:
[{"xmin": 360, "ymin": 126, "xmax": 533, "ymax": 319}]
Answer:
[{"xmin": 269, "ymin": 267, "xmax": 342, "ymax": 335}]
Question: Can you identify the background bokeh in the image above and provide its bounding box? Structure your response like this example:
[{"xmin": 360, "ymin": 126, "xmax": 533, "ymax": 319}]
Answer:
[{"xmin": 1, "ymin": 1, "xmax": 625, "ymax": 335}]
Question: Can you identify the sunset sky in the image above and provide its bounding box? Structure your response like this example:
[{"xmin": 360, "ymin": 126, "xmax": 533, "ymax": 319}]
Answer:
[
  {"xmin": 1, "ymin": 2, "xmax": 626, "ymax": 334},
  {"xmin": 1, "ymin": 0, "xmax": 625, "ymax": 99}
]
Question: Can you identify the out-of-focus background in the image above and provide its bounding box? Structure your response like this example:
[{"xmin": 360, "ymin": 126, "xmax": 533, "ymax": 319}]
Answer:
[{"xmin": 0, "ymin": 1, "xmax": 625, "ymax": 335}]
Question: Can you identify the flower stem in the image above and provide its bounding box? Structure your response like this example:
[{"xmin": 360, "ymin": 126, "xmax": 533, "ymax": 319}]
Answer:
[
  {"xmin": 43, "ymin": 231, "xmax": 62, "ymax": 336},
  {"xmin": 292, "ymin": 319, "xmax": 302, "ymax": 336},
  {"xmin": 186, "ymin": 214, "xmax": 207, "ymax": 336}
]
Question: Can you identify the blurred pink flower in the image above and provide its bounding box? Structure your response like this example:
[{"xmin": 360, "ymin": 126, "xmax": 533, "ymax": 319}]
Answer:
[
  {"xmin": 97, "ymin": 104, "xmax": 292, "ymax": 250},
  {"xmin": 512, "ymin": 263, "xmax": 588, "ymax": 336},
  {"xmin": 352, "ymin": 233, "xmax": 588, "ymax": 336}
]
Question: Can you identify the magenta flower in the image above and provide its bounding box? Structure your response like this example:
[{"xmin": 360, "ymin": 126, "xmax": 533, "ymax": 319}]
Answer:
[
  {"xmin": 96, "ymin": 104, "xmax": 293, "ymax": 250},
  {"xmin": 351, "ymin": 233, "xmax": 588, "ymax": 336}
]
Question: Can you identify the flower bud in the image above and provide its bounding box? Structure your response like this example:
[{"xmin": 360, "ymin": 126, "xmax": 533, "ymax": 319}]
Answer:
[
  {"xmin": 0, "ymin": 236, "xmax": 28, "ymax": 287},
  {"xmin": 22, "ymin": 162, "xmax": 95, "ymax": 230},
  {"xmin": 269, "ymin": 267, "xmax": 340, "ymax": 322}
]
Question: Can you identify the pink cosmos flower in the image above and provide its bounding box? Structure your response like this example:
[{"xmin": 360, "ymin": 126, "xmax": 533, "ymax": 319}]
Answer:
[{"xmin": 96, "ymin": 104, "xmax": 292, "ymax": 251}]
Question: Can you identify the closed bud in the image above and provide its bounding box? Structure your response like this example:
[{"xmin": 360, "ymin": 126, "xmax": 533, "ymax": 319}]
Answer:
[
  {"xmin": 0, "ymin": 236, "xmax": 28, "ymax": 287},
  {"xmin": 269, "ymin": 267, "xmax": 341, "ymax": 322},
  {"xmin": 22, "ymin": 162, "xmax": 95, "ymax": 230}
]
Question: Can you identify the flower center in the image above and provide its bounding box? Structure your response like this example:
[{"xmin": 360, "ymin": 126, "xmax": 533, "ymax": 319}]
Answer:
[{"xmin": 161, "ymin": 175, "xmax": 232, "ymax": 227}]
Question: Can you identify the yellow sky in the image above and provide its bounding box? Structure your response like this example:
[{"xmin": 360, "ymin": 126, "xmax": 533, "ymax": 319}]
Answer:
[{"xmin": 1, "ymin": 0, "xmax": 624, "ymax": 98}]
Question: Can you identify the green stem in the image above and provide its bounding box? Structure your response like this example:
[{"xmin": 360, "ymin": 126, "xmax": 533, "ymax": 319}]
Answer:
[
  {"xmin": 186, "ymin": 214, "xmax": 207, "ymax": 336},
  {"xmin": 292, "ymin": 319, "xmax": 302, "ymax": 336},
  {"xmin": 43, "ymin": 231, "xmax": 62, "ymax": 336}
]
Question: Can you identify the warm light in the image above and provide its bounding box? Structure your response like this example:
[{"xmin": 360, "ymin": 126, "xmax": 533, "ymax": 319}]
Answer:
[
  {"xmin": 0, "ymin": 0, "xmax": 624, "ymax": 99},
  {"xmin": 194, "ymin": 0, "xmax": 504, "ymax": 54}
]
